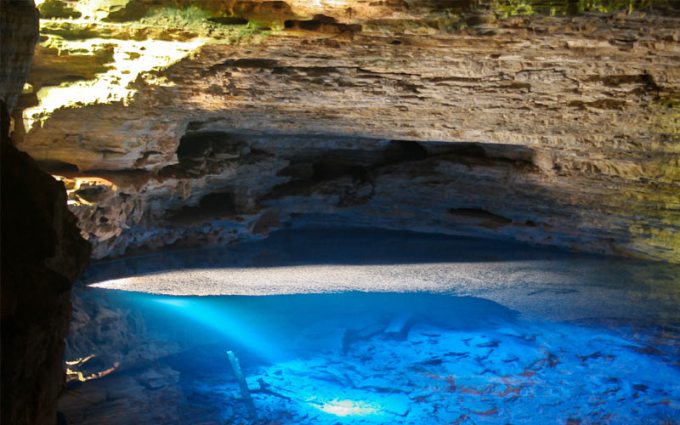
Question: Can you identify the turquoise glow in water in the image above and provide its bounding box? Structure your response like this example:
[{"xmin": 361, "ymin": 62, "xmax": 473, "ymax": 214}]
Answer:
[
  {"xmin": 64, "ymin": 228, "xmax": 680, "ymax": 424},
  {"xmin": 99, "ymin": 292, "xmax": 679, "ymax": 424}
]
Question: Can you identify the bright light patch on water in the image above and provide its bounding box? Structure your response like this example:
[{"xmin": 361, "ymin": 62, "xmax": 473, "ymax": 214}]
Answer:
[{"xmin": 315, "ymin": 399, "xmax": 379, "ymax": 416}]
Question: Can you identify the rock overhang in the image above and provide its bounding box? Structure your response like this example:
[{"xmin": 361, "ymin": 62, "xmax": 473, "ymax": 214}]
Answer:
[{"xmin": 11, "ymin": 0, "xmax": 680, "ymax": 262}]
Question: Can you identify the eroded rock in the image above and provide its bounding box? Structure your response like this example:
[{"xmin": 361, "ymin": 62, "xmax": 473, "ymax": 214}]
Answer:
[{"xmin": 10, "ymin": 0, "xmax": 680, "ymax": 262}]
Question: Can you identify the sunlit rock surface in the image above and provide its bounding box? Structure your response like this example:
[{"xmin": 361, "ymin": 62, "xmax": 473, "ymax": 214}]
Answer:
[{"xmin": 13, "ymin": 0, "xmax": 680, "ymax": 261}]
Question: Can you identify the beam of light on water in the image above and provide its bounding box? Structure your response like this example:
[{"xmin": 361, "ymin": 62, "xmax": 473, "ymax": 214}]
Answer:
[{"xmin": 151, "ymin": 297, "xmax": 283, "ymax": 361}]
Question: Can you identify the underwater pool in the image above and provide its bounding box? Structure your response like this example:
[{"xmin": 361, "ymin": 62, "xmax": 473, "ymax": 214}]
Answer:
[{"xmin": 60, "ymin": 228, "xmax": 680, "ymax": 425}]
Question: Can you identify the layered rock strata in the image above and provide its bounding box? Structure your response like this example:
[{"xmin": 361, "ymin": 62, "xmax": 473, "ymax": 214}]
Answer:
[{"xmin": 14, "ymin": 0, "xmax": 680, "ymax": 261}]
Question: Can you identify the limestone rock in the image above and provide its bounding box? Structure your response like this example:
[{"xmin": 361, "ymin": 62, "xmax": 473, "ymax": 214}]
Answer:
[{"xmin": 10, "ymin": 0, "xmax": 680, "ymax": 262}]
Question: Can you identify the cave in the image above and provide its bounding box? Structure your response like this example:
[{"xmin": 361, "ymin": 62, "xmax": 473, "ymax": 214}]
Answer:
[{"xmin": 1, "ymin": 0, "xmax": 679, "ymax": 424}]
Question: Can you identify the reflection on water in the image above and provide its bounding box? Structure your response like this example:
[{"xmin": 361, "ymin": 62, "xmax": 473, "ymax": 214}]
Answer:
[{"xmin": 62, "ymin": 229, "xmax": 680, "ymax": 424}]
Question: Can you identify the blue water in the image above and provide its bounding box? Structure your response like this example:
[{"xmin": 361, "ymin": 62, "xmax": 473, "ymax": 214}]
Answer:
[{"xmin": 64, "ymin": 228, "xmax": 680, "ymax": 424}]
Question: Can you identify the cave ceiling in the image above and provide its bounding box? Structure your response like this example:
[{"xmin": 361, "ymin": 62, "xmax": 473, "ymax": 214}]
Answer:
[{"xmin": 11, "ymin": 0, "xmax": 680, "ymax": 261}]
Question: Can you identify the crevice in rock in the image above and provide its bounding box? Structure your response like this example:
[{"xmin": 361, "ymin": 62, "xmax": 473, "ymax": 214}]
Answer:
[
  {"xmin": 207, "ymin": 16, "xmax": 249, "ymax": 25},
  {"xmin": 177, "ymin": 131, "xmax": 249, "ymax": 159},
  {"xmin": 167, "ymin": 191, "xmax": 239, "ymax": 226},
  {"xmin": 265, "ymin": 138, "xmax": 539, "ymax": 203},
  {"xmin": 386, "ymin": 140, "xmax": 429, "ymax": 162},
  {"xmin": 214, "ymin": 58, "xmax": 281, "ymax": 69},
  {"xmin": 447, "ymin": 208, "xmax": 512, "ymax": 229},
  {"xmin": 37, "ymin": 159, "xmax": 80, "ymax": 173},
  {"xmin": 432, "ymin": 143, "xmax": 539, "ymax": 172},
  {"xmin": 170, "ymin": 131, "xmax": 251, "ymax": 176},
  {"xmin": 232, "ymin": 0, "xmax": 296, "ymax": 29},
  {"xmin": 284, "ymin": 14, "xmax": 362, "ymax": 34}
]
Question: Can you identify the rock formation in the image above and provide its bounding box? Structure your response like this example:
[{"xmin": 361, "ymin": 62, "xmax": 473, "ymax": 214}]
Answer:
[
  {"xmin": 12, "ymin": 0, "xmax": 680, "ymax": 262},
  {"xmin": 1, "ymin": 1, "xmax": 91, "ymax": 424},
  {"xmin": 2, "ymin": 2, "xmax": 677, "ymax": 422}
]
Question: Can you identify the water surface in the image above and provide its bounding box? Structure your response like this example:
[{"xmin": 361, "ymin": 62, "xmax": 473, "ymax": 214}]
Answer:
[{"xmin": 63, "ymin": 228, "xmax": 680, "ymax": 424}]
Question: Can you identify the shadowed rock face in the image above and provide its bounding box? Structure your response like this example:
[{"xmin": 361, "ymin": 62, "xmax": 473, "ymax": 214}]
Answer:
[
  {"xmin": 12, "ymin": 0, "xmax": 680, "ymax": 261},
  {"xmin": 1, "ymin": 1, "xmax": 91, "ymax": 424}
]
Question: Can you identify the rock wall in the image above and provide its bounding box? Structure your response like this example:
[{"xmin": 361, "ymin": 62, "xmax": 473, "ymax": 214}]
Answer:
[
  {"xmin": 13, "ymin": 0, "xmax": 680, "ymax": 261},
  {"xmin": 1, "ymin": 1, "xmax": 91, "ymax": 424}
]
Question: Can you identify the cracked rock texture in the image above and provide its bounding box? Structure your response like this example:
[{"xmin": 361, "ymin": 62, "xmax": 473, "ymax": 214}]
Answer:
[{"xmin": 13, "ymin": 0, "xmax": 680, "ymax": 261}]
